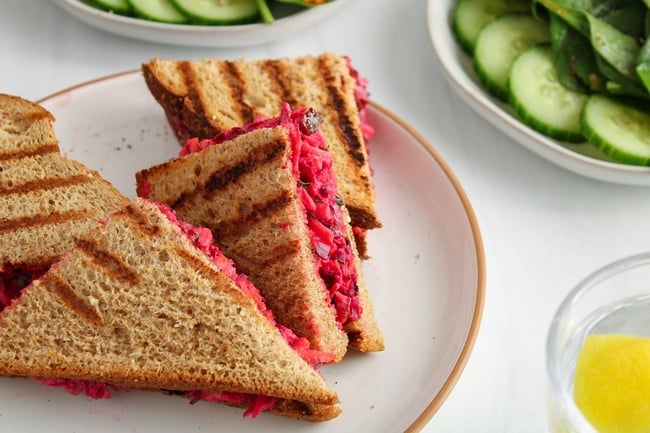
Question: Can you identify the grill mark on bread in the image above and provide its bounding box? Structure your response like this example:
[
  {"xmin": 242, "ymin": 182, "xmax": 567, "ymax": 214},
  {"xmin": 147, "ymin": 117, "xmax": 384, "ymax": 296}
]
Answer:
[
  {"xmin": 22, "ymin": 109, "xmax": 52, "ymax": 123},
  {"xmin": 0, "ymin": 210, "xmax": 92, "ymax": 233},
  {"xmin": 178, "ymin": 61, "xmax": 210, "ymax": 132},
  {"xmin": 174, "ymin": 247, "xmax": 224, "ymax": 288},
  {"xmin": 0, "ymin": 143, "xmax": 59, "ymax": 161},
  {"xmin": 205, "ymin": 139, "xmax": 285, "ymax": 193},
  {"xmin": 210, "ymin": 191, "xmax": 292, "ymax": 239},
  {"xmin": 171, "ymin": 138, "xmax": 286, "ymax": 209},
  {"xmin": 75, "ymin": 239, "xmax": 140, "ymax": 285},
  {"xmin": 317, "ymin": 57, "xmax": 366, "ymax": 167},
  {"xmin": 43, "ymin": 273, "xmax": 104, "ymax": 327},
  {"xmin": 221, "ymin": 61, "xmax": 255, "ymax": 125},
  {"xmin": 264, "ymin": 60, "xmax": 298, "ymax": 107},
  {"xmin": 0, "ymin": 174, "xmax": 94, "ymax": 195},
  {"xmin": 251, "ymin": 240, "xmax": 300, "ymax": 267},
  {"xmin": 172, "ymin": 247, "xmax": 260, "ymax": 314},
  {"xmin": 119, "ymin": 202, "xmax": 162, "ymax": 238}
]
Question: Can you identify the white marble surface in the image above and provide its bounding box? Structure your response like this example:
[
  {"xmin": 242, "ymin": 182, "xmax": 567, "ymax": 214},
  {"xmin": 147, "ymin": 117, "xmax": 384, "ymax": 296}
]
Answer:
[{"xmin": 3, "ymin": 1, "xmax": 650, "ymax": 431}]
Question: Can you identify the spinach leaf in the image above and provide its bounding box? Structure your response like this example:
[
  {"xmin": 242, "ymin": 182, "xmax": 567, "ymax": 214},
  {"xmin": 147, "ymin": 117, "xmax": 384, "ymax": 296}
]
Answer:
[
  {"xmin": 587, "ymin": 14, "xmax": 640, "ymax": 82},
  {"xmin": 551, "ymin": 14, "xmax": 607, "ymax": 92},
  {"xmin": 537, "ymin": 0, "xmax": 649, "ymax": 98},
  {"xmin": 592, "ymin": 0, "xmax": 646, "ymax": 37},
  {"xmin": 533, "ymin": 0, "xmax": 591, "ymax": 34},
  {"xmin": 636, "ymin": 38, "xmax": 650, "ymax": 94}
]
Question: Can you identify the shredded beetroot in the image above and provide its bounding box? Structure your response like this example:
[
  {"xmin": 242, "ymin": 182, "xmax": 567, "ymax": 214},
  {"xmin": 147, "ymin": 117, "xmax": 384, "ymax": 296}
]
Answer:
[
  {"xmin": 179, "ymin": 104, "xmax": 362, "ymax": 327},
  {"xmin": 294, "ymin": 107, "xmax": 362, "ymax": 325},
  {"xmin": 34, "ymin": 377, "xmax": 125, "ymax": 399},
  {"xmin": 185, "ymin": 390, "xmax": 276, "ymax": 419},
  {"xmin": 0, "ymin": 263, "xmax": 50, "ymax": 312},
  {"xmin": 345, "ymin": 56, "xmax": 375, "ymax": 142}
]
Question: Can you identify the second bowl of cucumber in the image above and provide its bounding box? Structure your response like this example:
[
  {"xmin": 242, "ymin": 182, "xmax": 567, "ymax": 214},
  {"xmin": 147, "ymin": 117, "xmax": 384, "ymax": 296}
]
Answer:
[
  {"xmin": 86, "ymin": 0, "xmax": 322, "ymax": 25},
  {"xmin": 453, "ymin": 0, "xmax": 650, "ymax": 167}
]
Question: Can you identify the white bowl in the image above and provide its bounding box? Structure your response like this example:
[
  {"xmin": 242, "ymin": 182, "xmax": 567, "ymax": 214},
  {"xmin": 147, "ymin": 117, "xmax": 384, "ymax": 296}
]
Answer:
[
  {"xmin": 53, "ymin": 0, "xmax": 350, "ymax": 47},
  {"xmin": 427, "ymin": 0, "xmax": 650, "ymax": 186}
]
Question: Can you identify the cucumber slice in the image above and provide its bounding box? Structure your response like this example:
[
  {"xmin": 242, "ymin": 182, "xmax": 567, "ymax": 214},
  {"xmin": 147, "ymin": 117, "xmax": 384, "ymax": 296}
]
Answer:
[
  {"xmin": 509, "ymin": 44, "xmax": 587, "ymax": 142},
  {"xmin": 452, "ymin": 0, "xmax": 531, "ymax": 55},
  {"xmin": 474, "ymin": 13, "xmax": 550, "ymax": 101},
  {"xmin": 90, "ymin": 0, "xmax": 133, "ymax": 15},
  {"xmin": 171, "ymin": 0, "xmax": 259, "ymax": 25},
  {"xmin": 127, "ymin": 0, "xmax": 189, "ymax": 23},
  {"xmin": 581, "ymin": 94, "xmax": 650, "ymax": 165}
]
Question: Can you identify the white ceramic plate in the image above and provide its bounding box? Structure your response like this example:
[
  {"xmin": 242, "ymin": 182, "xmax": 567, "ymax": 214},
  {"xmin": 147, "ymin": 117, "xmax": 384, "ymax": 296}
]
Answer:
[
  {"xmin": 0, "ymin": 71, "xmax": 484, "ymax": 432},
  {"xmin": 53, "ymin": 0, "xmax": 349, "ymax": 47},
  {"xmin": 427, "ymin": 0, "xmax": 650, "ymax": 186}
]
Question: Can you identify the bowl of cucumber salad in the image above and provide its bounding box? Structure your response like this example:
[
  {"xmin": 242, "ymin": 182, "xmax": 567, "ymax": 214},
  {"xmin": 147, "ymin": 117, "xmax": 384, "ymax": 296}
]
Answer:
[
  {"xmin": 428, "ymin": 0, "xmax": 650, "ymax": 186},
  {"xmin": 53, "ymin": 0, "xmax": 348, "ymax": 47}
]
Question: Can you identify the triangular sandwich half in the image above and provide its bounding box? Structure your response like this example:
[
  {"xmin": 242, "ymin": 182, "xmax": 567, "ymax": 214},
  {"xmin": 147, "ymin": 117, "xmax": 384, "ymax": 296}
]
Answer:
[
  {"xmin": 141, "ymin": 53, "xmax": 381, "ymax": 257},
  {"xmin": 0, "ymin": 198, "xmax": 340, "ymax": 421},
  {"xmin": 136, "ymin": 104, "xmax": 384, "ymax": 363},
  {"xmin": 0, "ymin": 93, "xmax": 128, "ymax": 306}
]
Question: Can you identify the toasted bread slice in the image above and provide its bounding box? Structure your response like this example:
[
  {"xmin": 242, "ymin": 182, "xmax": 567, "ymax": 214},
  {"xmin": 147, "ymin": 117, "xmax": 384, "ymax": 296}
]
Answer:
[
  {"xmin": 141, "ymin": 54, "xmax": 381, "ymax": 236},
  {"xmin": 0, "ymin": 199, "xmax": 340, "ymax": 421},
  {"xmin": 136, "ymin": 106, "xmax": 384, "ymax": 362},
  {"xmin": 0, "ymin": 93, "xmax": 59, "ymax": 156},
  {"xmin": 0, "ymin": 93, "xmax": 128, "ymax": 268}
]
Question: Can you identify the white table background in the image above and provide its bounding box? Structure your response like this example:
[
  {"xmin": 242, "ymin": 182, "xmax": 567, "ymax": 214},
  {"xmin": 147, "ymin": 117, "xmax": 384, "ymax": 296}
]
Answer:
[{"xmin": 3, "ymin": 1, "xmax": 650, "ymax": 431}]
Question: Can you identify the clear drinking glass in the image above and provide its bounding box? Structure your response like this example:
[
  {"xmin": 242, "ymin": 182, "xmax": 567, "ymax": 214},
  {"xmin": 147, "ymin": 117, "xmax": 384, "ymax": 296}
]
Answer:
[{"xmin": 546, "ymin": 251, "xmax": 650, "ymax": 433}]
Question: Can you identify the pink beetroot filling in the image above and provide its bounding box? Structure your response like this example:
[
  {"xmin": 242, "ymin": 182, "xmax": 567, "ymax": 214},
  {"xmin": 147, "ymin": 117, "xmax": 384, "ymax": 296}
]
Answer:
[
  {"xmin": 345, "ymin": 56, "xmax": 375, "ymax": 142},
  {"xmin": 177, "ymin": 104, "xmax": 362, "ymax": 327},
  {"xmin": 34, "ymin": 377, "xmax": 124, "ymax": 399},
  {"xmin": 0, "ymin": 264, "xmax": 50, "ymax": 312},
  {"xmin": 185, "ymin": 390, "xmax": 276, "ymax": 418}
]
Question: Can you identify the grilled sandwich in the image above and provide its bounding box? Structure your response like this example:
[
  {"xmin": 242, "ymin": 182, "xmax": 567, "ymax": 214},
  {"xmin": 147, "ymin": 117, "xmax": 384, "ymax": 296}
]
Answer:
[
  {"xmin": 0, "ymin": 93, "xmax": 128, "ymax": 306},
  {"xmin": 141, "ymin": 53, "xmax": 381, "ymax": 257},
  {"xmin": 0, "ymin": 198, "xmax": 340, "ymax": 421},
  {"xmin": 136, "ymin": 104, "xmax": 384, "ymax": 363}
]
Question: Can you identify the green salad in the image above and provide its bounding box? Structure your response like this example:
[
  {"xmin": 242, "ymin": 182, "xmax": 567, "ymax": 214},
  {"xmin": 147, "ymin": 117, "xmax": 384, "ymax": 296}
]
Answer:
[
  {"xmin": 84, "ymin": 0, "xmax": 331, "ymax": 25},
  {"xmin": 453, "ymin": 0, "xmax": 650, "ymax": 166}
]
